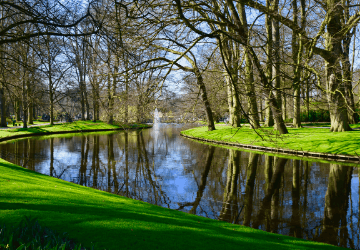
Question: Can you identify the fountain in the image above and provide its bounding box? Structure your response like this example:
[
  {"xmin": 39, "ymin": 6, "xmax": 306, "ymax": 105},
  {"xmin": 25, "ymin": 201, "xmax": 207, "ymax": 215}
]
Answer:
[{"xmin": 154, "ymin": 108, "xmax": 160, "ymax": 124}]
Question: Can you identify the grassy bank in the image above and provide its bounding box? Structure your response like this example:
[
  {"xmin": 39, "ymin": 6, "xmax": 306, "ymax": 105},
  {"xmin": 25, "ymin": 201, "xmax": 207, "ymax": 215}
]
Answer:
[
  {"xmin": 0, "ymin": 121, "xmax": 150, "ymax": 140},
  {"xmin": 0, "ymin": 159, "xmax": 339, "ymax": 250},
  {"xmin": 181, "ymin": 125, "xmax": 360, "ymax": 156}
]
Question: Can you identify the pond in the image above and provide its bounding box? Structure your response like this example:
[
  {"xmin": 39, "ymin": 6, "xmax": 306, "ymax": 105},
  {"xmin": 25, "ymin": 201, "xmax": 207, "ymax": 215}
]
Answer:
[{"xmin": 0, "ymin": 123, "xmax": 358, "ymax": 249}]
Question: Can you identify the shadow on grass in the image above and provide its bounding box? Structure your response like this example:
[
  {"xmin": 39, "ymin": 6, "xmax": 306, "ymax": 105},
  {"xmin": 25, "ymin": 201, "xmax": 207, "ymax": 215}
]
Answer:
[{"xmin": 11, "ymin": 127, "xmax": 50, "ymax": 133}]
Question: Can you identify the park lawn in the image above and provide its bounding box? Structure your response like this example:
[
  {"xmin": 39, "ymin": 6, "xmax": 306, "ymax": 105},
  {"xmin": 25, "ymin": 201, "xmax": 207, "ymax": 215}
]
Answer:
[
  {"xmin": 0, "ymin": 159, "xmax": 339, "ymax": 250},
  {"xmin": 181, "ymin": 125, "xmax": 360, "ymax": 156},
  {"xmin": 0, "ymin": 121, "xmax": 149, "ymax": 140},
  {"xmin": 5, "ymin": 120, "xmax": 50, "ymax": 128}
]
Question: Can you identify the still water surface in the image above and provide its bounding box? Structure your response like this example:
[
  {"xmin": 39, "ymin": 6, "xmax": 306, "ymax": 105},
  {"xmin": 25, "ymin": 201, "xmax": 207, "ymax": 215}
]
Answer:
[{"xmin": 0, "ymin": 123, "xmax": 359, "ymax": 249}]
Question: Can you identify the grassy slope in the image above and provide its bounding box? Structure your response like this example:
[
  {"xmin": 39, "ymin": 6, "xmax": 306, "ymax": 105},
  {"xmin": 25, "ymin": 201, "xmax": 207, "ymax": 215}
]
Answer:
[
  {"xmin": 0, "ymin": 159, "xmax": 339, "ymax": 250},
  {"xmin": 181, "ymin": 125, "xmax": 360, "ymax": 156},
  {"xmin": 0, "ymin": 121, "xmax": 149, "ymax": 140}
]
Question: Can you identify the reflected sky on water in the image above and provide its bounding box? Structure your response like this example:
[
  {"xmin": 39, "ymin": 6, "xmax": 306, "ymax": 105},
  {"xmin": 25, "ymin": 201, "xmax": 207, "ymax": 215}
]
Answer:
[{"xmin": 0, "ymin": 123, "xmax": 359, "ymax": 249}]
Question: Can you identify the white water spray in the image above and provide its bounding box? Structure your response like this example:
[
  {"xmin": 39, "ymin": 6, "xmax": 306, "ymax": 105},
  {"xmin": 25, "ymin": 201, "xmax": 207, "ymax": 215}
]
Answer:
[{"xmin": 154, "ymin": 108, "xmax": 160, "ymax": 124}]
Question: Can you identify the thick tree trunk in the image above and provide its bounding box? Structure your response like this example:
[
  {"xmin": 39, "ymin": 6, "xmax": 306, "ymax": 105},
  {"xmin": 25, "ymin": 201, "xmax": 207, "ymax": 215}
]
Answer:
[
  {"xmin": 342, "ymin": 31, "xmax": 358, "ymax": 124},
  {"xmin": 226, "ymin": 0, "xmax": 287, "ymax": 133},
  {"xmin": 239, "ymin": 3, "xmax": 260, "ymax": 128},
  {"xmin": 282, "ymin": 90, "xmax": 286, "ymax": 121},
  {"xmin": 326, "ymin": 0, "xmax": 351, "ymax": 132},
  {"xmin": 92, "ymin": 85, "xmax": 98, "ymax": 122},
  {"xmin": 15, "ymin": 99, "xmax": 20, "ymax": 121},
  {"xmin": 326, "ymin": 63, "xmax": 351, "ymax": 131},
  {"xmin": 27, "ymin": 77, "xmax": 33, "ymax": 125},
  {"xmin": 0, "ymin": 87, "xmax": 6, "ymax": 127},
  {"xmin": 292, "ymin": 0, "xmax": 304, "ymax": 128},
  {"xmin": 272, "ymin": 0, "xmax": 282, "ymax": 131},
  {"xmin": 28, "ymin": 101, "xmax": 33, "ymax": 125},
  {"xmin": 196, "ymin": 69, "xmax": 215, "ymax": 131},
  {"xmin": 268, "ymin": 91, "xmax": 288, "ymax": 134},
  {"xmin": 80, "ymin": 78, "xmax": 86, "ymax": 121},
  {"xmin": 84, "ymin": 85, "xmax": 90, "ymax": 120},
  {"xmin": 264, "ymin": 98, "xmax": 274, "ymax": 126},
  {"xmin": 293, "ymin": 86, "xmax": 301, "ymax": 127},
  {"xmin": 50, "ymin": 92, "xmax": 54, "ymax": 126},
  {"xmin": 107, "ymin": 74, "xmax": 114, "ymax": 125},
  {"xmin": 226, "ymin": 75, "xmax": 241, "ymax": 127},
  {"xmin": 22, "ymin": 80, "xmax": 28, "ymax": 129},
  {"xmin": 264, "ymin": 0, "xmax": 274, "ymax": 127}
]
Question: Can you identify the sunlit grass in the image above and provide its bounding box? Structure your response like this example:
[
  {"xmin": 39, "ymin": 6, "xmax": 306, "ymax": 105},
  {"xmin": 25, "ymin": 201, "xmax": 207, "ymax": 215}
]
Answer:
[
  {"xmin": 5, "ymin": 120, "xmax": 49, "ymax": 128},
  {"xmin": 181, "ymin": 125, "xmax": 360, "ymax": 156},
  {"xmin": 0, "ymin": 121, "xmax": 150, "ymax": 140},
  {"xmin": 0, "ymin": 159, "xmax": 339, "ymax": 249}
]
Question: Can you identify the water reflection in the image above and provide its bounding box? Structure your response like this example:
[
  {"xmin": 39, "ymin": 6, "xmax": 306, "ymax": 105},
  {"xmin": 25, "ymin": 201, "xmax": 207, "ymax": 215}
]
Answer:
[{"xmin": 0, "ymin": 124, "xmax": 359, "ymax": 249}]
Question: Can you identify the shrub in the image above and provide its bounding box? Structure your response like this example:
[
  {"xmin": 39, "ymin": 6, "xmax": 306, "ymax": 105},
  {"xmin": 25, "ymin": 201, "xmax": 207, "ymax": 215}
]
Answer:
[
  {"xmin": 0, "ymin": 217, "xmax": 97, "ymax": 250},
  {"xmin": 300, "ymin": 109, "xmax": 330, "ymax": 122}
]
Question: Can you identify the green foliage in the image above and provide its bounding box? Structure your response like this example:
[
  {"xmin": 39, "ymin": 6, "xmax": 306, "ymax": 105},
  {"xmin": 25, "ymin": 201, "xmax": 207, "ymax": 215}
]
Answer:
[
  {"xmin": 300, "ymin": 110, "xmax": 330, "ymax": 122},
  {"xmin": 0, "ymin": 217, "xmax": 95, "ymax": 250}
]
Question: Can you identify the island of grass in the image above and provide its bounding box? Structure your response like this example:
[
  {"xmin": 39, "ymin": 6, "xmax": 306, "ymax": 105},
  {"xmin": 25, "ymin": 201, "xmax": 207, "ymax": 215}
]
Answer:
[
  {"xmin": 0, "ymin": 158, "xmax": 339, "ymax": 249},
  {"xmin": 0, "ymin": 120, "xmax": 151, "ymax": 142},
  {"xmin": 181, "ymin": 124, "xmax": 360, "ymax": 157}
]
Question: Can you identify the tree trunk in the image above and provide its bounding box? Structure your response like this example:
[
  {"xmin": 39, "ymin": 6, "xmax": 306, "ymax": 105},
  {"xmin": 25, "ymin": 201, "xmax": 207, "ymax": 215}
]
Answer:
[
  {"xmin": 84, "ymin": 84, "xmax": 90, "ymax": 120},
  {"xmin": 342, "ymin": 28, "xmax": 358, "ymax": 124},
  {"xmin": 264, "ymin": 0, "xmax": 274, "ymax": 127},
  {"xmin": 80, "ymin": 77, "xmax": 86, "ymax": 121},
  {"xmin": 22, "ymin": 80, "xmax": 28, "ymax": 129},
  {"xmin": 226, "ymin": 75, "xmax": 241, "ymax": 127},
  {"xmin": 264, "ymin": 98, "xmax": 274, "ymax": 126},
  {"xmin": 282, "ymin": 90, "xmax": 286, "ymax": 121},
  {"xmin": 327, "ymin": 66, "xmax": 351, "ymax": 131},
  {"xmin": 195, "ymin": 69, "xmax": 215, "ymax": 131},
  {"xmin": 0, "ymin": 87, "xmax": 7, "ymax": 127},
  {"xmin": 92, "ymin": 85, "xmax": 98, "ymax": 122},
  {"xmin": 15, "ymin": 99, "xmax": 20, "ymax": 121},
  {"xmin": 50, "ymin": 90, "xmax": 54, "ymax": 126},
  {"xmin": 292, "ymin": 0, "xmax": 304, "ymax": 128},
  {"xmin": 225, "ymin": 0, "xmax": 287, "ymax": 133},
  {"xmin": 326, "ymin": 0, "xmax": 351, "ymax": 132},
  {"xmin": 28, "ymin": 101, "xmax": 33, "ymax": 125},
  {"xmin": 239, "ymin": 3, "xmax": 260, "ymax": 128},
  {"xmin": 272, "ymin": 0, "xmax": 282, "ymax": 131},
  {"xmin": 107, "ymin": 73, "xmax": 114, "ymax": 125},
  {"xmin": 27, "ymin": 76, "xmax": 33, "ymax": 125}
]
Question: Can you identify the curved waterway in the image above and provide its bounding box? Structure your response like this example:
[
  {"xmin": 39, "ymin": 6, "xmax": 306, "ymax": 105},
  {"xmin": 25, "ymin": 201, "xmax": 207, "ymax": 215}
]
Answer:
[{"xmin": 0, "ymin": 123, "xmax": 359, "ymax": 249}]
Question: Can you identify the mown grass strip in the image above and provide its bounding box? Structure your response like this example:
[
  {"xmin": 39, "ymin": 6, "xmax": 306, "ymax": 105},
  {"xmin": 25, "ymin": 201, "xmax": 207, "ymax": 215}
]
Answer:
[
  {"xmin": 181, "ymin": 125, "xmax": 360, "ymax": 156},
  {"xmin": 0, "ymin": 121, "xmax": 150, "ymax": 141},
  {"xmin": 0, "ymin": 159, "xmax": 339, "ymax": 250}
]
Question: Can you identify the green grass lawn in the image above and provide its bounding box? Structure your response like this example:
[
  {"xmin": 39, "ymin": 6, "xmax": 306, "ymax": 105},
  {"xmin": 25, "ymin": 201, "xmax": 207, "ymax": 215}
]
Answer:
[
  {"xmin": 0, "ymin": 159, "xmax": 339, "ymax": 250},
  {"xmin": 181, "ymin": 125, "xmax": 360, "ymax": 156},
  {"xmin": 5, "ymin": 120, "xmax": 50, "ymax": 128},
  {"xmin": 0, "ymin": 121, "xmax": 150, "ymax": 140}
]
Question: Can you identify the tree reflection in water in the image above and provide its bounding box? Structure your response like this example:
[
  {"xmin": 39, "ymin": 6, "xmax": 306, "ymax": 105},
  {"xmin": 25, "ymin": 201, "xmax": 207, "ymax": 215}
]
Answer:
[{"xmin": 0, "ymin": 124, "xmax": 359, "ymax": 249}]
